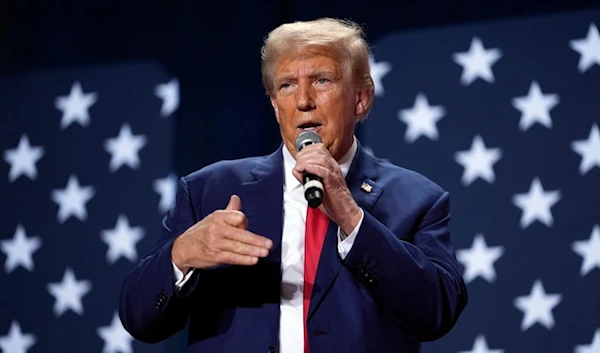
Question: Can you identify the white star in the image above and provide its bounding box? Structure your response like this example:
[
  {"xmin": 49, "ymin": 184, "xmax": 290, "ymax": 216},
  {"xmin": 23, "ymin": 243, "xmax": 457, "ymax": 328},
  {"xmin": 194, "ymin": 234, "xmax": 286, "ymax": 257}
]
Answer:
[
  {"xmin": 456, "ymin": 234, "xmax": 504, "ymax": 284},
  {"xmin": 101, "ymin": 214, "xmax": 145, "ymax": 264},
  {"xmin": 511, "ymin": 81, "xmax": 559, "ymax": 131},
  {"xmin": 572, "ymin": 224, "xmax": 600, "ymax": 277},
  {"xmin": 369, "ymin": 56, "xmax": 392, "ymax": 96},
  {"xmin": 153, "ymin": 173, "xmax": 177, "ymax": 213},
  {"xmin": 398, "ymin": 93, "xmax": 445, "ymax": 143},
  {"xmin": 454, "ymin": 135, "xmax": 502, "ymax": 186},
  {"xmin": 1, "ymin": 224, "xmax": 42, "ymax": 274},
  {"xmin": 512, "ymin": 177, "xmax": 561, "ymax": 229},
  {"xmin": 571, "ymin": 123, "xmax": 600, "ymax": 175},
  {"xmin": 0, "ymin": 321, "xmax": 36, "ymax": 353},
  {"xmin": 575, "ymin": 329, "xmax": 600, "ymax": 353},
  {"xmin": 54, "ymin": 81, "xmax": 98, "ymax": 129},
  {"xmin": 47, "ymin": 268, "xmax": 92, "ymax": 317},
  {"xmin": 458, "ymin": 335, "xmax": 503, "ymax": 353},
  {"xmin": 3, "ymin": 134, "xmax": 45, "ymax": 183},
  {"xmin": 452, "ymin": 37, "xmax": 502, "ymax": 86},
  {"xmin": 104, "ymin": 123, "xmax": 147, "ymax": 172},
  {"xmin": 154, "ymin": 78, "xmax": 180, "ymax": 117},
  {"xmin": 514, "ymin": 280, "xmax": 561, "ymax": 331},
  {"xmin": 97, "ymin": 312, "xmax": 134, "ymax": 353},
  {"xmin": 570, "ymin": 23, "xmax": 600, "ymax": 73},
  {"xmin": 51, "ymin": 175, "xmax": 95, "ymax": 224}
]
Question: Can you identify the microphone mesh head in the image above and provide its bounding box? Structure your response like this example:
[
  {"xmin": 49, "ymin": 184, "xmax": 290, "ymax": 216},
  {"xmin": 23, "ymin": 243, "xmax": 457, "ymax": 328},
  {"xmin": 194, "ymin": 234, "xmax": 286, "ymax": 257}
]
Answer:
[{"xmin": 295, "ymin": 131, "xmax": 322, "ymax": 152}]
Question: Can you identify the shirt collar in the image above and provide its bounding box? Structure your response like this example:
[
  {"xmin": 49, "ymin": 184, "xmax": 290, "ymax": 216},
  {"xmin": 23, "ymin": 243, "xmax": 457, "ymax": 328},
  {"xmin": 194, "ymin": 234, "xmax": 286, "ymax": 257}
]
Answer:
[{"xmin": 282, "ymin": 136, "xmax": 358, "ymax": 193}]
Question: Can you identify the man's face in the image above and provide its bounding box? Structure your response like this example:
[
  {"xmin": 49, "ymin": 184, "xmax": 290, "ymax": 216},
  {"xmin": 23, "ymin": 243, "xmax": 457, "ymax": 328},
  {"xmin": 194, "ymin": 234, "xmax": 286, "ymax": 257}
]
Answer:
[{"xmin": 269, "ymin": 46, "xmax": 368, "ymax": 161}]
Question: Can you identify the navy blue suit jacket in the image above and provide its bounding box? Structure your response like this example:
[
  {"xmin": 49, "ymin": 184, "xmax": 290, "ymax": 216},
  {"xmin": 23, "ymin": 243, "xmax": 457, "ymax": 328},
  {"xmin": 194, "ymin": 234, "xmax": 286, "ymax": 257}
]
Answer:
[{"xmin": 119, "ymin": 141, "xmax": 468, "ymax": 353}]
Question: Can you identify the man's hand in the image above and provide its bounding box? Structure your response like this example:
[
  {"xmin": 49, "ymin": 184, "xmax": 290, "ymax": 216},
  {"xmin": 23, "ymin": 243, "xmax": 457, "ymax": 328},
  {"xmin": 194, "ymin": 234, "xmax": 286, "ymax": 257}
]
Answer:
[
  {"xmin": 292, "ymin": 143, "xmax": 362, "ymax": 234},
  {"xmin": 171, "ymin": 194, "xmax": 273, "ymax": 274}
]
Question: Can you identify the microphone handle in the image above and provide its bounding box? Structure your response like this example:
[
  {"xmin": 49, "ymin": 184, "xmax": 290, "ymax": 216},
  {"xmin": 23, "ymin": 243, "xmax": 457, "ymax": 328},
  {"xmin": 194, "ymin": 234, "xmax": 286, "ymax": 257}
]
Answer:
[{"xmin": 302, "ymin": 171, "xmax": 324, "ymax": 208}]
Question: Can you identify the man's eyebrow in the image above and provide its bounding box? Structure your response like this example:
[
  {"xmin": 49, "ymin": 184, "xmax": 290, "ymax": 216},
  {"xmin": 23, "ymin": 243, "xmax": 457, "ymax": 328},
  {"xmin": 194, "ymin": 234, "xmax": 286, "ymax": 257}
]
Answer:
[
  {"xmin": 275, "ymin": 74, "xmax": 296, "ymax": 82},
  {"xmin": 275, "ymin": 70, "xmax": 337, "ymax": 82},
  {"xmin": 308, "ymin": 70, "xmax": 335, "ymax": 77}
]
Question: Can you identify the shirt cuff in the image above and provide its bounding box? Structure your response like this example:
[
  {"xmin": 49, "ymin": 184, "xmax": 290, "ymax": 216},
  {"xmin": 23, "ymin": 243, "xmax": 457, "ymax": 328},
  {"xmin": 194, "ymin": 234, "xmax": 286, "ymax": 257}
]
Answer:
[
  {"xmin": 337, "ymin": 208, "xmax": 364, "ymax": 260},
  {"xmin": 172, "ymin": 261, "xmax": 195, "ymax": 290}
]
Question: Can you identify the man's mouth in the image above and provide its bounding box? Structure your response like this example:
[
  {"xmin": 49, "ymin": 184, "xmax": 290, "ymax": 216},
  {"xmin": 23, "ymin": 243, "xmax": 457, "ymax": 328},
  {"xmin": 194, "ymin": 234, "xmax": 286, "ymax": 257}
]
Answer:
[{"xmin": 298, "ymin": 123, "xmax": 322, "ymax": 131}]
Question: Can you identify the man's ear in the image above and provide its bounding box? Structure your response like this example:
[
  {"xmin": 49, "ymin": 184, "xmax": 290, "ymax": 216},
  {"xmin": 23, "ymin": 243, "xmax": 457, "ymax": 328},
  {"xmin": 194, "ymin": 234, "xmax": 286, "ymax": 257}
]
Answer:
[{"xmin": 355, "ymin": 86, "xmax": 374, "ymax": 119}]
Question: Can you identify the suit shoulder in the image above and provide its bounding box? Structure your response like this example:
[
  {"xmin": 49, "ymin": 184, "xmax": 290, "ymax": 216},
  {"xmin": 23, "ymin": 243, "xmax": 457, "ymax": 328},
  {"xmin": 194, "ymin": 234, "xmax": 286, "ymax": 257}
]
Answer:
[
  {"xmin": 375, "ymin": 158, "xmax": 447, "ymax": 200},
  {"xmin": 181, "ymin": 154, "xmax": 268, "ymax": 186}
]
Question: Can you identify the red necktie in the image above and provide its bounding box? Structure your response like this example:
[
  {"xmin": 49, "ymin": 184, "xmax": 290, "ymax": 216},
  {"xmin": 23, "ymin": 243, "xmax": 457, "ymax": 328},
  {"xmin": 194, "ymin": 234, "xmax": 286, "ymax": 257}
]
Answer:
[{"xmin": 303, "ymin": 206, "xmax": 329, "ymax": 353}]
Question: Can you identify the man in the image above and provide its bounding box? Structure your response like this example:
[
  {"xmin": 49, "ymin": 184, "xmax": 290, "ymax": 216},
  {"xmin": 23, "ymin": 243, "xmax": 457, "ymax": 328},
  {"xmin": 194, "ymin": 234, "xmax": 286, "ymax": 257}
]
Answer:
[{"xmin": 119, "ymin": 18, "xmax": 468, "ymax": 353}]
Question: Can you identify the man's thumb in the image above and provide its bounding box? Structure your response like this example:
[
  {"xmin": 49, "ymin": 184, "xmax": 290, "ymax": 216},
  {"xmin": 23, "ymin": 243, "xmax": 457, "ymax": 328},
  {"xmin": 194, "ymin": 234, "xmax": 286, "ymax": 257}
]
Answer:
[{"xmin": 226, "ymin": 194, "xmax": 242, "ymax": 211}]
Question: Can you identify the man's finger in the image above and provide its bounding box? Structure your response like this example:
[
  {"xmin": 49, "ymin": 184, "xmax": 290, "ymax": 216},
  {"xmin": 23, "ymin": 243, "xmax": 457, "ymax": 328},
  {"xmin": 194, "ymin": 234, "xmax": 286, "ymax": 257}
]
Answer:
[
  {"xmin": 292, "ymin": 169, "xmax": 303, "ymax": 183},
  {"xmin": 216, "ymin": 251, "xmax": 259, "ymax": 266},
  {"xmin": 221, "ymin": 211, "xmax": 248, "ymax": 229},
  {"xmin": 294, "ymin": 154, "xmax": 332, "ymax": 176},
  {"xmin": 223, "ymin": 226, "xmax": 273, "ymax": 249},
  {"xmin": 225, "ymin": 194, "xmax": 243, "ymax": 211},
  {"xmin": 218, "ymin": 238, "xmax": 270, "ymax": 258},
  {"xmin": 302, "ymin": 164, "xmax": 330, "ymax": 180}
]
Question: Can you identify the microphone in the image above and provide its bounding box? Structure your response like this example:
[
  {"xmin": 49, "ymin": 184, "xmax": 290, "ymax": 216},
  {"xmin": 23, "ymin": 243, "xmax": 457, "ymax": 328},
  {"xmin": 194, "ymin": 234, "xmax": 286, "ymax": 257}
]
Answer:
[{"xmin": 294, "ymin": 131, "xmax": 324, "ymax": 208}]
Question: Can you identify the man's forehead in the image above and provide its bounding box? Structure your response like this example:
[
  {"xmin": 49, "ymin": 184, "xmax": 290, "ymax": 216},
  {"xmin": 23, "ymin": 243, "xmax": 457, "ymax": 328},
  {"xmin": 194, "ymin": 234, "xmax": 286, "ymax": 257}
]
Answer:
[{"xmin": 274, "ymin": 49, "xmax": 343, "ymax": 75}]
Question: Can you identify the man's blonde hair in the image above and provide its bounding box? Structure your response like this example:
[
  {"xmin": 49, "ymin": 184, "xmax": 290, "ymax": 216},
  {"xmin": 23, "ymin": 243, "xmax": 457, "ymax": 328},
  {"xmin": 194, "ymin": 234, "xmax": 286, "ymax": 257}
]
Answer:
[{"xmin": 260, "ymin": 18, "xmax": 374, "ymax": 120}]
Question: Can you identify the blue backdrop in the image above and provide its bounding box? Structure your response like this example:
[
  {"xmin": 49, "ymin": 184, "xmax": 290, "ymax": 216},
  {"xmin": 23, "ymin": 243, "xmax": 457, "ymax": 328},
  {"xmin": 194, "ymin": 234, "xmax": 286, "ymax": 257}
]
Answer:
[
  {"xmin": 362, "ymin": 8, "xmax": 600, "ymax": 353},
  {"xmin": 1, "ymin": 1, "xmax": 599, "ymax": 352}
]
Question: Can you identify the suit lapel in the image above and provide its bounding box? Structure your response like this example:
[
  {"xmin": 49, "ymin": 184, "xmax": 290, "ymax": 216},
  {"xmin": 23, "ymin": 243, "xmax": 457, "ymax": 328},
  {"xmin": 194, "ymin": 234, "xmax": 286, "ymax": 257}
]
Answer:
[
  {"xmin": 308, "ymin": 141, "xmax": 384, "ymax": 320},
  {"xmin": 242, "ymin": 145, "xmax": 285, "ymax": 256},
  {"xmin": 238, "ymin": 142, "xmax": 385, "ymax": 329},
  {"xmin": 345, "ymin": 142, "xmax": 384, "ymax": 216},
  {"xmin": 241, "ymin": 146, "xmax": 284, "ymax": 343}
]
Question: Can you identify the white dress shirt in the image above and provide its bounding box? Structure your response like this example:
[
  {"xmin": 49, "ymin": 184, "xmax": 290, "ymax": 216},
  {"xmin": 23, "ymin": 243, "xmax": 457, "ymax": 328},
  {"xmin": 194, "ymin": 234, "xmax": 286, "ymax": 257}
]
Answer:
[{"xmin": 172, "ymin": 137, "xmax": 364, "ymax": 353}]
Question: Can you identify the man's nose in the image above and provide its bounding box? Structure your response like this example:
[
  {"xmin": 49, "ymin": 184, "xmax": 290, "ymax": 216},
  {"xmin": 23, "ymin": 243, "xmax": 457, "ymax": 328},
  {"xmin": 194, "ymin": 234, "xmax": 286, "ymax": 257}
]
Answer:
[{"xmin": 295, "ymin": 84, "xmax": 316, "ymax": 111}]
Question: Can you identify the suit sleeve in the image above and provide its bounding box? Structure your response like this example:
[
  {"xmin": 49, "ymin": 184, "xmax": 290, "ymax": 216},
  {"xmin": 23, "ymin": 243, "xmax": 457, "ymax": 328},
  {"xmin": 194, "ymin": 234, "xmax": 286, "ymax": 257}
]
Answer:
[
  {"xmin": 119, "ymin": 177, "xmax": 203, "ymax": 343},
  {"xmin": 342, "ymin": 191, "xmax": 468, "ymax": 342}
]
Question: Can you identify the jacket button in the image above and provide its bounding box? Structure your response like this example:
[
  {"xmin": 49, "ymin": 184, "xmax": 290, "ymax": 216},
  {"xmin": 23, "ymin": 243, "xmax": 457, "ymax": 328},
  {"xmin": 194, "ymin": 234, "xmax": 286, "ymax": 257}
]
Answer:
[
  {"xmin": 365, "ymin": 274, "xmax": 378, "ymax": 288},
  {"xmin": 268, "ymin": 346, "xmax": 276, "ymax": 353}
]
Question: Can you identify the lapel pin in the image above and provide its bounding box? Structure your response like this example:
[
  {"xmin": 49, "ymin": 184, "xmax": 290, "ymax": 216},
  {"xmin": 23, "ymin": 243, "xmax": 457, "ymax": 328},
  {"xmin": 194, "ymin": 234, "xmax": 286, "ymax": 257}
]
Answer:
[{"xmin": 361, "ymin": 182, "xmax": 373, "ymax": 193}]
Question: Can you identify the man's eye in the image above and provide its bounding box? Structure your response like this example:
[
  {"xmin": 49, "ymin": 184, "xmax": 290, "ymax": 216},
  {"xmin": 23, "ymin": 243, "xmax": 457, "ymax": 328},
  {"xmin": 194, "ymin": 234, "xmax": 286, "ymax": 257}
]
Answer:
[
  {"xmin": 316, "ymin": 78, "xmax": 329, "ymax": 84},
  {"xmin": 279, "ymin": 83, "xmax": 291, "ymax": 89}
]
